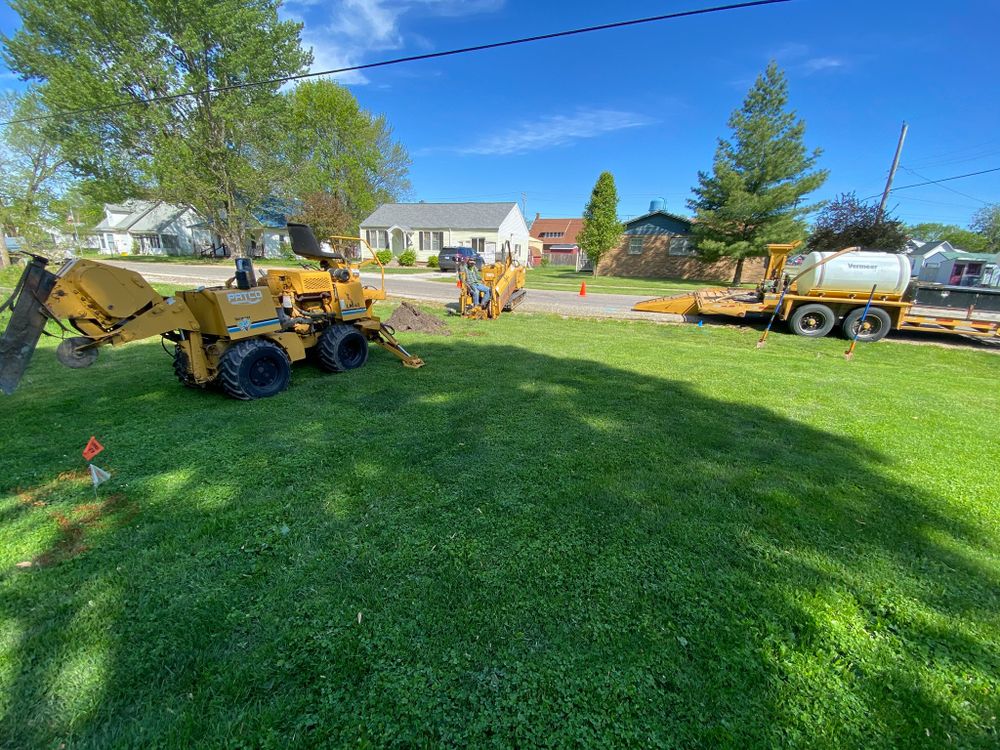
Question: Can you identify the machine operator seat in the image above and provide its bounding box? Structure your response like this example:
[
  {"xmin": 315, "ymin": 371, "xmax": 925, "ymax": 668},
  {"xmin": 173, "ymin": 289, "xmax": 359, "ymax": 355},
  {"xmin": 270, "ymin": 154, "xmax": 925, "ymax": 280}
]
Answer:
[{"xmin": 286, "ymin": 223, "xmax": 347, "ymax": 263}]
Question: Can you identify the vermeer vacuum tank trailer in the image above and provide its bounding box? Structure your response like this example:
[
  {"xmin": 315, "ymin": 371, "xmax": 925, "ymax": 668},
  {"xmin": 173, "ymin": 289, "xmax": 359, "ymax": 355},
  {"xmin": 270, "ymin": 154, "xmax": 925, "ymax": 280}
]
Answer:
[{"xmin": 633, "ymin": 244, "xmax": 1000, "ymax": 343}]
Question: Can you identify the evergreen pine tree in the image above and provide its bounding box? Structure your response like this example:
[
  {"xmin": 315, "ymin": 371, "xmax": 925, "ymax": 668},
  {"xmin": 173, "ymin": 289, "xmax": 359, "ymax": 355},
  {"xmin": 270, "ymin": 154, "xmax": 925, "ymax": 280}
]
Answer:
[{"xmin": 688, "ymin": 62, "xmax": 827, "ymax": 283}]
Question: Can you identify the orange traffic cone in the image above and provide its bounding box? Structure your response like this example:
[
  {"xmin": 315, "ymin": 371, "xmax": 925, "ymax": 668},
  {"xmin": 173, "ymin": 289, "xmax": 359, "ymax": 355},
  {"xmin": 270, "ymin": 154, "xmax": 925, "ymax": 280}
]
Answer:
[
  {"xmin": 456, "ymin": 278, "xmax": 462, "ymax": 289},
  {"xmin": 579, "ymin": 281, "xmax": 587, "ymax": 296}
]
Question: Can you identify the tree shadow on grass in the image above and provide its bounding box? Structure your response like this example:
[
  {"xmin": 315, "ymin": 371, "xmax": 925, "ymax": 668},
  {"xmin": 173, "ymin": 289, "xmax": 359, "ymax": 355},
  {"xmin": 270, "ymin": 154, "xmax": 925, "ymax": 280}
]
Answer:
[{"xmin": 0, "ymin": 339, "xmax": 998, "ymax": 748}]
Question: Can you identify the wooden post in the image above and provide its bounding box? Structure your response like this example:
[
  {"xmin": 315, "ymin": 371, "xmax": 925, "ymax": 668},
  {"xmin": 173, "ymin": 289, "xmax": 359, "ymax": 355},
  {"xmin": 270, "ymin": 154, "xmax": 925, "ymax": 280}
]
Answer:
[{"xmin": 876, "ymin": 122, "xmax": 908, "ymax": 223}]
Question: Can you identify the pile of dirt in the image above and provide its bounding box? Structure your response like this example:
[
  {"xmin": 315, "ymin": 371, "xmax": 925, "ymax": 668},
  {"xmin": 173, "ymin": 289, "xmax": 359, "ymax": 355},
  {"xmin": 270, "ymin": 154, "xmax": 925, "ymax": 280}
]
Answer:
[{"xmin": 386, "ymin": 301, "xmax": 451, "ymax": 335}]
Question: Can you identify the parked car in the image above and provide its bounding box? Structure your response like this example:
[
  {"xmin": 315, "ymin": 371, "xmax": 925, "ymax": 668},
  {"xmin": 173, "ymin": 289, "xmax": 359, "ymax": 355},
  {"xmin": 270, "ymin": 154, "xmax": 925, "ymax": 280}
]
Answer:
[{"xmin": 438, "ymin": 246, "xmax": 484, "ymax": 272}]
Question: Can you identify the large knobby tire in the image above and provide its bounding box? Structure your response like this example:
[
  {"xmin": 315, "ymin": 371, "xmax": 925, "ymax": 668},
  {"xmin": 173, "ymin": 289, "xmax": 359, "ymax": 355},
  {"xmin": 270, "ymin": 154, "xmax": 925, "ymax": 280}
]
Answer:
[
  {"xmin": 172, "ymin": 345, "xmax": 199, "ymax": 388},
  {"xmin": 842, "ymin": 306, "xmax": 892, "ymax": 343},
  {"xmin": 218, "ymin": 339, "xmax": 291, "ymax": 400},
  {"xmin": 317, "ymin": 324, "xmax": 369, "ymax": 373},
  {"xmin": 789, "ymin": 303, "xmax": 836, "ymax": 338}
]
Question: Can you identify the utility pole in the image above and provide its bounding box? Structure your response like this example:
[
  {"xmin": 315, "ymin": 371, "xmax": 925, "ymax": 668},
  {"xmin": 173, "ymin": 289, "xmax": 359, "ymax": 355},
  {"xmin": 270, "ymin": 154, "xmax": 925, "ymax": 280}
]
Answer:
[
  {"xmin": 520, "ymin": 191, "xmax": 527, "ymax": 220},
  {"xmin": 876, "ymin": 121, "xmax": 908, "ymax": 223}
]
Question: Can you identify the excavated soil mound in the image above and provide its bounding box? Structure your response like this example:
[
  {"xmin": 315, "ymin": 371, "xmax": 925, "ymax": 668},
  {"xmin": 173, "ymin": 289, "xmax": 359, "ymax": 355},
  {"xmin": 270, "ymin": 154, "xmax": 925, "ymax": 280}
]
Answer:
[{"xmin": 386, "ymin": 301, "xmax": 451, "ymax": 335}]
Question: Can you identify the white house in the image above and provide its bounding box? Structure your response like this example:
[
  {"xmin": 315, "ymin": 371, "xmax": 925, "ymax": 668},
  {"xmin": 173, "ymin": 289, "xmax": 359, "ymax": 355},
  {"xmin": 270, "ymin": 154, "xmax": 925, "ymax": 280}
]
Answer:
[
  {"xmin": 94, "ymin": 200, "xmax": 211, "ymax": 256},
  {"xmin": 359, "ymin": 202, "xmax": 531, "ymax": 264},
  {"xmin": 904, "ymin": 240, "xmax": 961, "ymax": 276},
  {"xmin": 94, "ymin": 199, "xmax": 290, "ymax": 257}
]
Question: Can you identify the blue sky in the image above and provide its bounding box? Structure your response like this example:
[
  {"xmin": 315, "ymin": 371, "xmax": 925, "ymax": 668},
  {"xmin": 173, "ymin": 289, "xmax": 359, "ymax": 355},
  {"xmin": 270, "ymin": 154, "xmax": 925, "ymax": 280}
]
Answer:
[{"xmin": 2, "ymin": 0, "xmax": 998, "ymax": 226}]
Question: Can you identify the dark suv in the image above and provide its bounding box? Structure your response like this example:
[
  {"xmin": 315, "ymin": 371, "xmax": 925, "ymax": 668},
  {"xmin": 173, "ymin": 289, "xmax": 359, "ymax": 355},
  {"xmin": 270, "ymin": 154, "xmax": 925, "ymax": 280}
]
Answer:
[{"xmin": 438, "ymin": 246, "xmax": 485, "ymax": 272}]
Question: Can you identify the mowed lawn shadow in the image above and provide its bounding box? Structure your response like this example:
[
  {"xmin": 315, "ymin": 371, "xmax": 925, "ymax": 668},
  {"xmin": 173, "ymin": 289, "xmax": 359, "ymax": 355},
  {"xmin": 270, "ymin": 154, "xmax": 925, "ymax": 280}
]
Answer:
[{"xmin": 1, "ymin": 337, "xmax": 997, "ymax": 748}]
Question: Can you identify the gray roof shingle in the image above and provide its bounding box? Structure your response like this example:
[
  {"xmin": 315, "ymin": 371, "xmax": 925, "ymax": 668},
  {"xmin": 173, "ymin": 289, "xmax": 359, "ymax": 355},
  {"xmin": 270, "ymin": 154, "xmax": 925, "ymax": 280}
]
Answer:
[{"xmin": 360, "ymin": 202, "xmax": 517, "ymax": 230}]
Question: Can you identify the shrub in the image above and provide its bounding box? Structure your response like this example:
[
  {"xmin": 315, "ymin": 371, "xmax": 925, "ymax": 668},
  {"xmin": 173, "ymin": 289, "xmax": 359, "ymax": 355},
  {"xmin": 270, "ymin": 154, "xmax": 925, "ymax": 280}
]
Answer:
[
  {"xmin": 398, "ymin": 249, "xmax": 416, "ymax": 267},
  {"xmin": 540, "ymin": 256, "xmax": 551, "ymax": 268},
  {"xmin": 426, "ymin": 254, "xmax": 438, "ymax": 268},
  {"xmin": 375, "ymin": 249, "xmax": 393, "ymax": 266}
]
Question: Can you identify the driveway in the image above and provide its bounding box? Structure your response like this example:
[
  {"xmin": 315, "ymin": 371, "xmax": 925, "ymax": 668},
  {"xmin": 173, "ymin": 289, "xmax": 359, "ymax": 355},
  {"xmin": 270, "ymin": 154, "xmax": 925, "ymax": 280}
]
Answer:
[{"xmin": 103, "ymin": 260, "xmax": 681, "ymax": 322}]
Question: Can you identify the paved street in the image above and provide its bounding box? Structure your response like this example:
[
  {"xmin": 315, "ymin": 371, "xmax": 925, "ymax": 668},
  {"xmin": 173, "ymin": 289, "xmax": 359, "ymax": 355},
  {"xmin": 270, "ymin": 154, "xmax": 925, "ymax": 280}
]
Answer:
[{"xmin": 104, "ymin": 260, "xmax": 682, "ymax": 322}]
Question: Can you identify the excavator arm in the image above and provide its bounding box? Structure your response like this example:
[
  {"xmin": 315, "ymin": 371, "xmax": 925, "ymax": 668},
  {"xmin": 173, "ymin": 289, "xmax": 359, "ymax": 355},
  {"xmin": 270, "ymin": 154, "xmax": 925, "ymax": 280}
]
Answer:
[{"xmin": 0, "ymin": 255, "xmax": 199, "ymax": 395}]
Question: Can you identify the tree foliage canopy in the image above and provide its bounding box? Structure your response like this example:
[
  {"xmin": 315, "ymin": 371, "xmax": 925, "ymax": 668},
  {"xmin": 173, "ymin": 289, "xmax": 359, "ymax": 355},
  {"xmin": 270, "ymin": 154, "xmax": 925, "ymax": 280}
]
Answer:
[
  {"xmin": 1, "ymin": 0, "xmax": 410, "ymax": 257},
  {"xmin": 577, "ymin": 171, "xmax": 623, "ymax": 277},
  {"xmin": 970, "ymin": 204, "xmax": 1000, "ymax": 252},
  {"xmin": 904, "ymin": 222, "xmax": 990, "ymax": 253},
  {"xmin": 4, "ymin": 0, "xmax": 309, "ymax": 254},
  {"xmin": 283, "ymin": 80, "xmax": 410, "ymax": 236},
  {"xmin": 0, "ymin": 91, "xmax": 69, "ymax": 233},
  {"xmin": 688, "ymin": 62, "xmax": 827, "ymax": 283},
  {"xmin": 808, "ymin": 192, "xmax": 907, "ymax": 252}
]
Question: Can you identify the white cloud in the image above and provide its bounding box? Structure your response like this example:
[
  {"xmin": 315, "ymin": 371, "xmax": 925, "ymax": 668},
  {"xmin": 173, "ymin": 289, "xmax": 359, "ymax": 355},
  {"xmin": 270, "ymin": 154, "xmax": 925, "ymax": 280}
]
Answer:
[
  {"xmin": 426, "ymin": 109, "xmax": 654, "ymax": 157},
  {"xmin": 766, "ymin": 42, "xmax": 850, "ymax": 76},
  {"xmin": 801, "ymin": 56, "xmax": 846, "ymax": 73},
  {"xmin": 287, "ymin": 0, "xmax": 505, "ymax": 85}
]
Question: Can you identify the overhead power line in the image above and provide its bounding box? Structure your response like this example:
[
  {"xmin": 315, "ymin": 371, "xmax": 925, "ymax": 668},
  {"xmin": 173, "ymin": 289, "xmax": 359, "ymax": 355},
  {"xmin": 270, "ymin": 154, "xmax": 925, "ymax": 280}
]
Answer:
[
  {"xmin": 898, "ymin": 165, "xmax": 987, "ymax": 205},
  {"xmin": 1, "ymin": 0, "xmax": 792, "ymax": 126},
  {"xmin": 862, "ymin": 166, "xmax": 1000, "ymax": 201}
]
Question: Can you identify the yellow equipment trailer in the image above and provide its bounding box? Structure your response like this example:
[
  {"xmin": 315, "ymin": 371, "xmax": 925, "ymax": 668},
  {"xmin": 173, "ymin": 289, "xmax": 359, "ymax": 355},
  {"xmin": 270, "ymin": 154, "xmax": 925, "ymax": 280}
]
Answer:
[
  {"xmin": 633, "ymin": 243, "xmax": 1000, "ymax": 343},
  {"xmin": 459, "ymin": 241, "xmax": 526, "ymax": 320},
  {"xmin": 0, "ymin": 224, "xmax": 423, "ymax": 400}
]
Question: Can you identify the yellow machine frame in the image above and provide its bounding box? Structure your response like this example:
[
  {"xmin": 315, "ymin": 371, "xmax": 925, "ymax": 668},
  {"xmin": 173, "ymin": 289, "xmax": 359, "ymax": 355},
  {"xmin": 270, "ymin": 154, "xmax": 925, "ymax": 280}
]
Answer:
[
  {"xmin": 0, "ymin": 228, "xmax": 424, "ymax": 399},
  {"xmin": 631, "ymin": 242, "xmax": 1000, "ymax": 341},
  {"xmin": 458, "ymin": 242, "xmax": 526, "ymax": 320}
]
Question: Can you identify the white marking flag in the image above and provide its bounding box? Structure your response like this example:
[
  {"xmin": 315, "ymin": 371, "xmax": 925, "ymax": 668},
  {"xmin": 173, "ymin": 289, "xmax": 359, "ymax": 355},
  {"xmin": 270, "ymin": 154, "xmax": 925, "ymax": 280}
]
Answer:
[{"xmin": 89, "ymin": 464, "xmax": 111, "ymax": 487}]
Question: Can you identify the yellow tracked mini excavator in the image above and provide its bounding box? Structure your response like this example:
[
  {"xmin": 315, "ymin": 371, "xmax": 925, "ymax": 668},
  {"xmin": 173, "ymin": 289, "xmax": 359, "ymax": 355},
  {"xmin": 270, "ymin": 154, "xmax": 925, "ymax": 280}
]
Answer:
[
  {"xmin": 0, "ymin": 224, "xmax": 423, "ymax": 400},
  {"xmin": 458, "ymin": 241, "xmax": 526, "ymax": 320}
]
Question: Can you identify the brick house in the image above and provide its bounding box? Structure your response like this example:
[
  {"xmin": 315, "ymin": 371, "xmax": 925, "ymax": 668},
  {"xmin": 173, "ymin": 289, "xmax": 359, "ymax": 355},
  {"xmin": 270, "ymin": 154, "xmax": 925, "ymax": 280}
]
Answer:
[
  {"xmin": 596, "ymin": 204, "xmax": 766, "ymax": 283},
  {"xmin": 530, "ymin": 215, "xmax": 585, "ymax": 269}
]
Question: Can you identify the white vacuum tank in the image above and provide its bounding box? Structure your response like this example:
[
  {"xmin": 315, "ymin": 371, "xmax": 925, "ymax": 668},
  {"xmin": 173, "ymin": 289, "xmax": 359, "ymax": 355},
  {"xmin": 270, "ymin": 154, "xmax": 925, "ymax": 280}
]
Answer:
[{"xmin": 794, "ymin": 251, "xmax": 911, "ymax": 296}]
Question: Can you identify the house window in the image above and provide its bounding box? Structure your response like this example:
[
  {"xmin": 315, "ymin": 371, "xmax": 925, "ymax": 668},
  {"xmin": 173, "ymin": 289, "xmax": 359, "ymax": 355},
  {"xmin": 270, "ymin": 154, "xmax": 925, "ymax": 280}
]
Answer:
[
  {"xmin": 628, "ymin": 236, "xmax": 644, "ymax": 255},
  {"xmin": 471, "ymin": 237, "xmax": 486, "ymax": 252},
  {"xmin": 365, "ymin": 229, "xmax": 388, "ymax": 249},
  {"xmin": 419, "ymin": 231, "xmax": 443, "ymax": 253},
  {"xmin": 668, "ymin": 236, "xmax": 695, "ymax": 256},
  {"xmin": 539, "ymin": 231, "xmax": 564, "ymax": 238},
  {"xmin": 139, "ymin": 234, "xmax": 161, "ymax": 250}
]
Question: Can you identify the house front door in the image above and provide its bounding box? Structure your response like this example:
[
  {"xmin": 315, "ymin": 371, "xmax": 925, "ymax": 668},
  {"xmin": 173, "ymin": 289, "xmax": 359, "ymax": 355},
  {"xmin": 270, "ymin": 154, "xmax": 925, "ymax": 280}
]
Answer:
[{"xmin": 391, "ymin": 228, "xmax": 405, "ymax": 255}]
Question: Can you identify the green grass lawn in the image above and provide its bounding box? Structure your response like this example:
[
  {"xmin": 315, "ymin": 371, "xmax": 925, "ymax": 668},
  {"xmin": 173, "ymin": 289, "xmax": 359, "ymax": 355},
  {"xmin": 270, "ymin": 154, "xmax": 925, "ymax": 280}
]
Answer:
[
  {"xmin": 1, "ymin": 301, "xmax": 998, "ymax": 747},
  {"xmin": 428, "ymin": 264, "xmax": 744, "ymax": 295}
]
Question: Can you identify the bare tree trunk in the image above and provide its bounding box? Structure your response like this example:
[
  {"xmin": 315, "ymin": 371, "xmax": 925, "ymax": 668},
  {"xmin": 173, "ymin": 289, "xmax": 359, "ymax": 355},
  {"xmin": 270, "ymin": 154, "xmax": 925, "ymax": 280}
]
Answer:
[
  {"xmin": 0, "ymin": 231, "xmax": 10, "ymax": 269},
  {"xmin": 732, "ymin": 256, "xmax": 745, "ymax": 286}
]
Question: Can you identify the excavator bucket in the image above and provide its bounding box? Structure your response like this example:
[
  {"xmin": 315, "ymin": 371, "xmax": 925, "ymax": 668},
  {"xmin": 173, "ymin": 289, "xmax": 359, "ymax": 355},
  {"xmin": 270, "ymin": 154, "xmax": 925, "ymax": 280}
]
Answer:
[
  {"xmin": 631, "ymin": 291, "xmax": 701, "ymax": 315},
  {"xmin": 0, "ymin": 256, "xmax": 59, "ymax": 395}
]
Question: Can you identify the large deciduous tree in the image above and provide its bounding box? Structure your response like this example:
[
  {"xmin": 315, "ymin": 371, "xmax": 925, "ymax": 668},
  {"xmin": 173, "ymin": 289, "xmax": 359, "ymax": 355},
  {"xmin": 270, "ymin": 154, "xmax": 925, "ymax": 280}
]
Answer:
[
  {"xmin": 3, "ymin": 0, "xmax": 309, "ymax": 256},
  {"xmin": 283, "ymin": 80, "xmax": 410, "ymax": 236},
  {"xmin": 971, "ymin": 204, "xmax": 1000, "ymax": 252},
  {"xmin": 905, "ymin": 222, "xmax": 990, "ymax": 252},
  {"xmin": 808, "ymin": 192, "xmax": 907, "ymax": 252},
  {"xmin": 578, "ymin": 171, "xmax": 623, "ymax": 277},
  {"xmin": 688, "ymin": 62, "xmax": 827, "ymax": 284},
  {"xmin": 0, "ymin": 91, "xmax": 70, "ymax": 265}
]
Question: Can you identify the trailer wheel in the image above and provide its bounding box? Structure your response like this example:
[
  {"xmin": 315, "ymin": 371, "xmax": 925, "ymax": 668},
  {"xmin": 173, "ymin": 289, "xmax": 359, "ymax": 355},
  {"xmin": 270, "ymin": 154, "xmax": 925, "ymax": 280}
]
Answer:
[
  {"xmin": 789, "ymin": 304, "xmax": 836, "ymax": 338},
  {"xmin": 317, "ymin": 324, "xmax": 369, "ymax": 372},
  {"xmin": 842, "ymin": 307, "xmax": 891, "ymax": 342},
  {"xmin": 172, "ymin": 345, "xmax": 199, "ymax": 388},
  {"xmin": 218, "ymin": 339, "xmax": 291, "ymax": 400}
]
